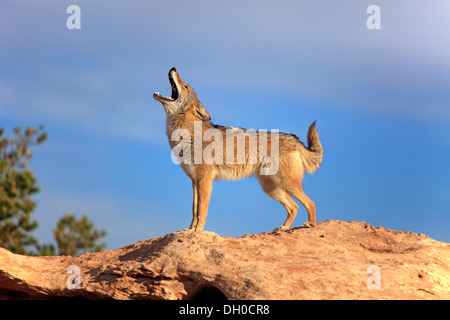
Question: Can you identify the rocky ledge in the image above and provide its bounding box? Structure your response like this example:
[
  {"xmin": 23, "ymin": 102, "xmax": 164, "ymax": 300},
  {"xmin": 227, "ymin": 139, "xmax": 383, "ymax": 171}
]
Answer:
[{"xmin": 0, "ymin": 220, "xmax": 449, "ymax": 299}]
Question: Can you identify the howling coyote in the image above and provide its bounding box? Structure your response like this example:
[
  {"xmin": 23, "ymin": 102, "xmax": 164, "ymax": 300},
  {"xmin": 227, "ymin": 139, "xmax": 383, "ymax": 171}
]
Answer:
[{"xmin": 154, "ymin": 67, "xmax": 323, "ymax": 231}]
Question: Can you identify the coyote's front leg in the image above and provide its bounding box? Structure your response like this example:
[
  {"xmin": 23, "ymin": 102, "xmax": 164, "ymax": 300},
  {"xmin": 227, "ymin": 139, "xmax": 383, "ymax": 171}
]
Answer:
[
  {"xmin": 189, "ymin": 180, "xmax": 198, "ymax": 229},
  {"xmin": 191, "ymin": 178, "xmax": 213, "ymax": 231}
]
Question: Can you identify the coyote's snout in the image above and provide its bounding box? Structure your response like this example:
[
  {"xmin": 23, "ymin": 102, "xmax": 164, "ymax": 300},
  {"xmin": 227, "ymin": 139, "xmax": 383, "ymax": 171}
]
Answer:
[{"xmin": 153, "ymin": 67, "xmax": 323, "ymax": 231}]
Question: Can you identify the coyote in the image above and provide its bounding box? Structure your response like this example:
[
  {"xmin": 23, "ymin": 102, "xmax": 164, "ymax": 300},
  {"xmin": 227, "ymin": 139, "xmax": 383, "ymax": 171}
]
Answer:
[{"xmin": 153, "ymin": 67, "xmax": 323, "ymax": 231}]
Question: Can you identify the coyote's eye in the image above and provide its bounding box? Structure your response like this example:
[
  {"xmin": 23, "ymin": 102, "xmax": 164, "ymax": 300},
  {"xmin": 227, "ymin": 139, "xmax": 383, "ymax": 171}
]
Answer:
[{"xmin": 184, "ymin": 85, "xmax": 189, "ymax": 90}]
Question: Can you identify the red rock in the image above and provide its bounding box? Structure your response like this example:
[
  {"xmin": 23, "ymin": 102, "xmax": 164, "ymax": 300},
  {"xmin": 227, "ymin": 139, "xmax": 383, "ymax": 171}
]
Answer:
[{"xmin": 0, "ymin": 220, "xmax": 449, "ymax": 299}]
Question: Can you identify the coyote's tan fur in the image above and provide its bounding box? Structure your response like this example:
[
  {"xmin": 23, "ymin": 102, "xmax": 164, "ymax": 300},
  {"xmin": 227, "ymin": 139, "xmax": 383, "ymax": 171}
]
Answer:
[{"xmin": 154, "ymin": 67, "xmax": 323, "ymax": 231}]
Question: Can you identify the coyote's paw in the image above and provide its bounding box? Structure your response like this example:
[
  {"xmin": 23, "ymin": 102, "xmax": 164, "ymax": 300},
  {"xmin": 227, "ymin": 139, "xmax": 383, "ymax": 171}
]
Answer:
[
  {"xmin": 303, "ymin": 221, "xmax": 316, "ymax": 228},
  {"xmin": 273, "ymin": 226, "xmax": 289, "ymax": 232}
]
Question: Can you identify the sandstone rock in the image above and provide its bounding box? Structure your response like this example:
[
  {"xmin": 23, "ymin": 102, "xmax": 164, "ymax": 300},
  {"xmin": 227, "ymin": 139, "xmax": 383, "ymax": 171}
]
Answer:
[{"xmin": 0, "ymin": 220, "xmax": 449, "ymax": 299}]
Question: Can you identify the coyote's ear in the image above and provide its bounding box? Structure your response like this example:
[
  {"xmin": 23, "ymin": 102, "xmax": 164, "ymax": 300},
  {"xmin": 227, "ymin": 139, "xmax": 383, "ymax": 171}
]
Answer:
[{"xmin": 194, "ymin": 103, "xmax": 211, "ymax": 121}]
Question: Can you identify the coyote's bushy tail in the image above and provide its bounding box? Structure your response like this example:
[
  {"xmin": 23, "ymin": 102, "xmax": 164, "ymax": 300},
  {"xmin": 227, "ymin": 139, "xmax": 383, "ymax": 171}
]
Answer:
[{"xmin": 300, "ymin": 121, "xmax": 323, "ymax": 174}]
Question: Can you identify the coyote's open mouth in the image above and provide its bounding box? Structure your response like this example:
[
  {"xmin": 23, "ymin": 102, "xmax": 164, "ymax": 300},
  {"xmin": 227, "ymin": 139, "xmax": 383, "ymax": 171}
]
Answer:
[{"xmin": 154, "ymin": 68, "xmax": 179, "ymax": 101}]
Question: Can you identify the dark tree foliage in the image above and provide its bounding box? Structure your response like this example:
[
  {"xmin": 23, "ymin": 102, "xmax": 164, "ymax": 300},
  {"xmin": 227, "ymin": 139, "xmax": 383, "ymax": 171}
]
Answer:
[
  {"xmin": 0, "ymin": 126, "xmax": 47, "ymax": 254},
  {"xmin": 53, "ymin": 213, "xmax": 107, "ymax": 256},
  {"xmin": 1, "ymin": 126, "xmax": 107, "ymax": 256}
]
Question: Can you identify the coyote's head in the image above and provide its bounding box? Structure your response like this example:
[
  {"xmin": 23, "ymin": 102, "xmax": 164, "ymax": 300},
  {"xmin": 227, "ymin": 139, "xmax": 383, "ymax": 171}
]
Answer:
[{"xmin": 153, "ymin": 67, "xmax": 211, "ymax": 121}]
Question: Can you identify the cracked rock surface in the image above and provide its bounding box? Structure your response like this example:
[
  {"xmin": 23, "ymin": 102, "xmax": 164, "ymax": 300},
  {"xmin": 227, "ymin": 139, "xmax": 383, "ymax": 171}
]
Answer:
[{"xmin": 0, "ymin": 220, "xmax": 449, "ymax": 299}]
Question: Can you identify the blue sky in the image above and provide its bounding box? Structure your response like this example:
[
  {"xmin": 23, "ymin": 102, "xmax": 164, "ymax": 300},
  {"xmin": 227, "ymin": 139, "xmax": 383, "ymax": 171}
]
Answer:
[{"xmin": 1, "ymin": 1, "xmax": 449, "ymax": 250}]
